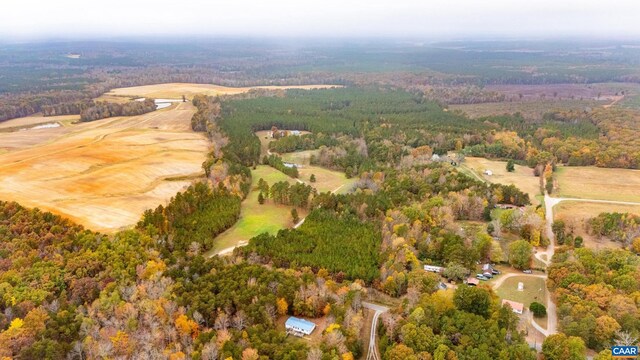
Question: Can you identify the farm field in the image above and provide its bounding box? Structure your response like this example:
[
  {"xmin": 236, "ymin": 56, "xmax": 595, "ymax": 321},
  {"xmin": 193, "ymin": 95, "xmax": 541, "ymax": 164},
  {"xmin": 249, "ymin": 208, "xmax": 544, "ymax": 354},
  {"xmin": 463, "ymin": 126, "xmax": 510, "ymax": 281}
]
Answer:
[
  {"xmin": 555, "ymin": 166, "xmax": 640, "ymax": 203},
  {"xmin": 0, "ymin": 114, "xmax": 79, "ymax": 130},
  {"xmin": 208, "ymin": 165, "xmax": 305, "ymax": 254},
  {"xmin": 461, "ymin": 157, "xmax": 541, "ymax": 204},
  {"xmin": 0, "ymin": 102, "xmax": 209, "ymax": 232},
  {"xmin": 105, "ymin": 83, "xmax": 341, "ymax": 100},
  {"xmin": 554, "ymin": 201, "xmax": 640, "ymax": 249}
]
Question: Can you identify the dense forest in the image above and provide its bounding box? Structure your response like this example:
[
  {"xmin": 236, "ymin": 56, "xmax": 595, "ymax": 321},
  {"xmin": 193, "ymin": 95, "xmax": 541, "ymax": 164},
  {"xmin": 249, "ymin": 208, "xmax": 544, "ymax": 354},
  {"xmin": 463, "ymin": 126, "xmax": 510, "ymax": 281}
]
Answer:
[
  {"xmin": 243, "ymin": 209, "xmax": 381, "ymax": 282},
  {"xmin": 379, "ymin": 285, "xmax": 537, "ymax": 359},
  {"xmin": 547, "ymin": 247, "xmax": 640, "ymax": 354},
  {"xmin": 79, "ymin": 99, "xmax": 157, "ymax": 121}
]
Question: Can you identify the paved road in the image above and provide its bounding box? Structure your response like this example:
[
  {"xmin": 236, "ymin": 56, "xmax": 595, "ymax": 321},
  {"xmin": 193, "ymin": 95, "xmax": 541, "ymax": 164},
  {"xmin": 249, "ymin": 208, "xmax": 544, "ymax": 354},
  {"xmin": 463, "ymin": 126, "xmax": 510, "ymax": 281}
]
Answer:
[{"xmin": 362, "ymin": 302, "xmax": 389, "ymax": 360}]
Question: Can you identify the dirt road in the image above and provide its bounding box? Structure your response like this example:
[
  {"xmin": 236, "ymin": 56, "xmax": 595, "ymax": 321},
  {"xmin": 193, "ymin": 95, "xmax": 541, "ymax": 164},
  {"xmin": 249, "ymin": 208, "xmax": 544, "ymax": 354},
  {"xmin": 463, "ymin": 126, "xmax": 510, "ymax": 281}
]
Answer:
[{"xmin": 363, "ymin": 302, "xmax": 389, "ymax": 360}]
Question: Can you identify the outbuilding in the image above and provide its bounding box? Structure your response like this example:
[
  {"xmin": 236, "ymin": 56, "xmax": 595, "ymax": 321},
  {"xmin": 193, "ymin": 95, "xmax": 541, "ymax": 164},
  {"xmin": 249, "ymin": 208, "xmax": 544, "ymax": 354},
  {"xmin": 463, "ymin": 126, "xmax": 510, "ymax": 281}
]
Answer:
[
  {"xmin": 285, "ymin": 317, "xmax": 316, "ymax": 337},
  {"xmin": 424, "ymin": 265, "xmax": 444, "ymax": 273},
  {"xmin": 466, "ymin": 277, "xmax": 479, "ymax": 286}
]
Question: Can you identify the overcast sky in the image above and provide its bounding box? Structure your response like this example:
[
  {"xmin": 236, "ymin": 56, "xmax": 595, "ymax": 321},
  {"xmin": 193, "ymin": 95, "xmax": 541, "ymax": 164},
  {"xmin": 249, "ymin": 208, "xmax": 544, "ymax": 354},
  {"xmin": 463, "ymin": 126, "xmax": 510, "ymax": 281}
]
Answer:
[{"xmin": 1, "ymin": 0, "xmax": 639, "ymax": 41}]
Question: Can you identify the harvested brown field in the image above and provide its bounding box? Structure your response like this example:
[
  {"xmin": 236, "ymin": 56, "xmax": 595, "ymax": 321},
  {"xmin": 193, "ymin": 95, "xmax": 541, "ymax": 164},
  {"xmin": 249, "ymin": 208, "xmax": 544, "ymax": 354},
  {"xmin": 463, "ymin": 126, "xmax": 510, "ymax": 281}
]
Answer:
[
  {"xmin": 554, "ymin": 201, "xmax": 640, "ymax": 249},
  {"xmin": 105, "ymin": 83, "xmax": 342, "ymax": 99},
  {"xmin": 0, "ymin": 102, "xmax": 208, "ymax": 232},
  {"xmin": 555, "ymin": 166, "xmax": 640, "ymax": 203},
  {"xmin": 0, "ymin": 114, "xmax": 79, "ymax": 130}
]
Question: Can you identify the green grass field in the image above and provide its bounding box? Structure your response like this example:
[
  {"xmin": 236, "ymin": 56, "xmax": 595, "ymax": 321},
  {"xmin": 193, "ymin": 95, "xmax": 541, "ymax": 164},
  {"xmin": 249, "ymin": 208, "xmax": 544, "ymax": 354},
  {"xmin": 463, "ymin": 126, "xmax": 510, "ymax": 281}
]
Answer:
[
  {"xmin": 298, "ymin": 165, "xmax": 357, "ymax": 194},
  {"xmin": 208, "ymin": 166, "xmax": 304, "ymax": 253},
  {"xmin": 208, "ymin": 164, "xmax": 355, "ymax": 254},
  {"xmin": 495, "ymin": 276, "xmax": 546, "ymax": 308},
  {"xmin": 280, "ymin": 150, "xmax": 319, "ymax": 166}
]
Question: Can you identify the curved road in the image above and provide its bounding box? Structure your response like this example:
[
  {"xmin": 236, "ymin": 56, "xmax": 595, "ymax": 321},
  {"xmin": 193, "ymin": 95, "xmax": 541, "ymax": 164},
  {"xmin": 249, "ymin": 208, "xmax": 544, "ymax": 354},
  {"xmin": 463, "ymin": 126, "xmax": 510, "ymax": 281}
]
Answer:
[{"xmin": 537, "ymin": 194, "xmax": 640, "ymax": 265}]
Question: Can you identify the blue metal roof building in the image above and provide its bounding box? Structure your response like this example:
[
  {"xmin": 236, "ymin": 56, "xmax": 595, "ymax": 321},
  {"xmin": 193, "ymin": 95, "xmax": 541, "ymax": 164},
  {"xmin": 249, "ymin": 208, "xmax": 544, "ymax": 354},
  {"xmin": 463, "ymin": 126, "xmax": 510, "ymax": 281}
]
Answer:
[{"xmin": 285, "ymin": 317, "xmax": 316, "ymax": 336}]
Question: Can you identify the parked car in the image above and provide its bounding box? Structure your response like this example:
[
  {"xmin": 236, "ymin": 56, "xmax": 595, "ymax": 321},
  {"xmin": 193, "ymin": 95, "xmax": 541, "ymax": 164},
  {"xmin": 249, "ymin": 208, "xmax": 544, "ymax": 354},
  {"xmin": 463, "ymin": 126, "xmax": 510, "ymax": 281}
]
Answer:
[
  {"xmin": 523, "ymin": 269, "xmax": 532, "ymax": 274},
  {"xmin": 482, "ymin": 272, "xmax": 493, "ymax": 278},
  {"xmin": 476, "ymin": 274, "xmax": 489, "ymax": 281},
  {"xmin": 438, "ymin": 282, "xmax": 448, "ymax": 290},
  {"xmin": 491, "ymin": 269, "xmax": 501, "ymax": 275}
]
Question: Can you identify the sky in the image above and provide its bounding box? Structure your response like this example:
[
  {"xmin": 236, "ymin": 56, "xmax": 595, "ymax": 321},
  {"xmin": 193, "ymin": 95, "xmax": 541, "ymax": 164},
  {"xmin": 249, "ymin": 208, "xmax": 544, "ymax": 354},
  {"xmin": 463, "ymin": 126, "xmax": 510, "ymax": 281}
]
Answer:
[{"xmin": 1, "ymin": 0, "xmax": 639, "ymax": 41}]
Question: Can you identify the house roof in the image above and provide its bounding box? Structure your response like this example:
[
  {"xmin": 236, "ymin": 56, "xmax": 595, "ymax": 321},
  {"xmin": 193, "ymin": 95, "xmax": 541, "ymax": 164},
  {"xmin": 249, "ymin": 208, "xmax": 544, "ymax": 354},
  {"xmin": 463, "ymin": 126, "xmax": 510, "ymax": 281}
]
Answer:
[
  {"xmin": 285, "ymin": 317, "xmax": 316, "ymax": 333},
  {"xmin": 466, "ymin": 277, "xmax": 479, "ymax": 285},
  {"xmin": 501, "ymin": 299, "xmax": 524, "ymax": 312}
]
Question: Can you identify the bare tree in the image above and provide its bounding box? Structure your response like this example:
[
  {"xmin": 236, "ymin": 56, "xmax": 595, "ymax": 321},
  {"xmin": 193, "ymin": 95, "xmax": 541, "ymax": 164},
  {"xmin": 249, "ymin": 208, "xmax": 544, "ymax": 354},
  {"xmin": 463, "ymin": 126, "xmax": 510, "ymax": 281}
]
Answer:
[
  {"xmin": 214, "ymin": 312, "xmax": 230, "ymax": 330},
  {"xmin": 306, "ymin": 348, "xmax": 323, "ymax": 360},
  {"xmin": 232, "ymin": 310, "xmax": 247, "ymax": 330},
  {"xmin": 615, "ymin": 330, "xmax": 639, "ymax": 346},
  {"xmin": 201, "ymin": 341, "xmax": 219, "ymax": 360}
]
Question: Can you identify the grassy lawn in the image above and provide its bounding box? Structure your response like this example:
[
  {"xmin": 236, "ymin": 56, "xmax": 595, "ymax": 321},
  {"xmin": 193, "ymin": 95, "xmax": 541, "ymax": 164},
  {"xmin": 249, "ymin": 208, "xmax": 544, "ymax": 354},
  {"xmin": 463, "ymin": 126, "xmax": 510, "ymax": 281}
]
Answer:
[
  {"xmin": 280, "ymin": 150, "xmax": 319, "ymax": 166},
  {"xmin": 554, "ymin": 201, "xmax": 639, "ymax": 250},
  {"xmin": 495, "ymin": 276, "xmax": 547, "ymax": 324},
  {"xmin": 555, "ymin": 166, "xmax": 640, "ymax": 203},
  {"xmin": 298, "ymin": 165, "xmax": 357, "ymax": 193},
  {"xmin": 462, "ymin": 157, "xmax": 541, "ymax": 205},
  {"xmin": 209, "ymin": 166, "xmax": 305, "ymax": 253}
]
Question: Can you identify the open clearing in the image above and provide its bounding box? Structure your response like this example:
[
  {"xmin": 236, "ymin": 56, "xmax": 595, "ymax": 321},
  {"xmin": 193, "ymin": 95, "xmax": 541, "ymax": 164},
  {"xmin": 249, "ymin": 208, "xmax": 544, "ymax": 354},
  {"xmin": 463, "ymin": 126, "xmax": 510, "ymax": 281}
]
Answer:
[
  {"xmin": 495, "ymin": 275, "xmax": 548, "ymax": 327},
  {"xmin": 494, "ymin": 275, "xmax": 547, "ymax": 308},
  {"xmin": 461, "ymin": 157, "xmax": 541, "ymax": 204},
  {"xmin": 280, "ymin": 150, "xmax": 320, "ymax": 166},
  {"xmin": 555, "ymin": 166, "xmax": 640, "ymax": 203},
  {"xmin": 298, "ymin": 166, "xmax": 357, "ymax": 194},
  {"xmin": 0, "ymin": 114, "xmax": 79, "ymax": 130},
  {"xmin": 255, "ymin": 130, "xmax": 312, "ymax": 155},
  {"xmin": 554, "ymin": 201, "xmax": 640, "ymax": 249},
  {"xmin": 451, "ymin": 99, "xmax": 603, "ymax": 120},
  {"xmin": 105, "ymin": 83, "xmax": 341, "ymax": 100},
  {"xmin": 0, "ymin": 102, "xmax": 208, "ymax": 232},
  {"xmin": 207, "ymin": 165, "xmax": 305, "ymax": 254}
]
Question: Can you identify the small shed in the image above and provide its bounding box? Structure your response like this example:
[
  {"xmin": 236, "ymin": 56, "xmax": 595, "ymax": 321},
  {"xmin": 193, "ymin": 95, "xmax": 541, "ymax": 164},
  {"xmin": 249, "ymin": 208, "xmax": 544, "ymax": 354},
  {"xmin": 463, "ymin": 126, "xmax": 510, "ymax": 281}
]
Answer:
[
  {"xmin": 285, "ymin": 317, "xmax": 316, "ymax": 337},
  {"xmin": 501, "ymin": 299, "xmax": 524, "ymax": 315}
]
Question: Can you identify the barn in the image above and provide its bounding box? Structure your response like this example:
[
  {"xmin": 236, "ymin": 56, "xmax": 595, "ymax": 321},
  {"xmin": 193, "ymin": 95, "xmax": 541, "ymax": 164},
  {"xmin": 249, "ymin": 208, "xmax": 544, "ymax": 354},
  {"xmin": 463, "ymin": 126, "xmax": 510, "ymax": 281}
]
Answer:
[{"xmin": 285, "ymin": 317, "xmax": 316, "ymax": 337}]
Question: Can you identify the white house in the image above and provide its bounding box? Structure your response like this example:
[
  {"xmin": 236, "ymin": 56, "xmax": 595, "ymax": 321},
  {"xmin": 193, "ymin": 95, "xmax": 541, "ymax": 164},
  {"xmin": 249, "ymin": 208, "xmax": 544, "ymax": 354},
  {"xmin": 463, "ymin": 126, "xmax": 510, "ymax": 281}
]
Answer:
[
  {"xmin": 501, "ymin": 299, "xmax": 524, "ymax": 315},
  {"xmin": 424, "ymin": 265, "xmax": 444, "ymax": 273},
  {"xmin": 285, "ymin": 317, "xmax": 316, "ymax": 337}
]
